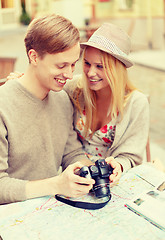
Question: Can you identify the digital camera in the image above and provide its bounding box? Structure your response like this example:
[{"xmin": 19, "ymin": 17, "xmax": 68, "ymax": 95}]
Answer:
[{"xmin": 79, "ymin": 159, "xmax": 114, "ymax": 198}]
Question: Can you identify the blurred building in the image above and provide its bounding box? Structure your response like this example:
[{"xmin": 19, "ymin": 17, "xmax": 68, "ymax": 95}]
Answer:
[{"xmin": 0, "ymin": 0, "xmax": 165, "ymax": 50}]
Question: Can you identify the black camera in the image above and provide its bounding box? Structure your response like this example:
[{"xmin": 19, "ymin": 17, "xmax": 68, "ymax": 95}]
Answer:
[{"xmin": 79, "ymin": 159, "xmax": 114, "ymax": 198}]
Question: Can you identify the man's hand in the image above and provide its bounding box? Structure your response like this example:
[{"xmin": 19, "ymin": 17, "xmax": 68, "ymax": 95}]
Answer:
[
  {"xmin": 50, "ymin": 162, "xmax": 95, "ymax": 198},
  {"xmin": 25, "ymin": 162, "xmax": 95, "ymax": 200}
]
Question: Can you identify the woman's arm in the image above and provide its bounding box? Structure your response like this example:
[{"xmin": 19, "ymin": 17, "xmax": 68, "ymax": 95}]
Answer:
[{"xmin": 109, "ymin": 91, "xmax": 150, "ymax": 173}]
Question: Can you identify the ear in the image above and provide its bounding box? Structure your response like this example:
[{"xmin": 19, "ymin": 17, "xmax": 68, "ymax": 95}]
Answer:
[{"xmin": 28, "ymin": 49, "xmax": 39, "ymax": 65}]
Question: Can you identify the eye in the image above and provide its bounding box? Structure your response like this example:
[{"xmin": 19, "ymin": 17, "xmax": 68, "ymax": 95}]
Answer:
[
  {"xmin": 84, "ymin": 61, "xmax": 90, "ymax": 66},
  {"xmin": 57, "ymin": 64, "xmax": 65, "ymax": 69},
  {"xmin": 71, "ymin": 63, "xmax": 76, "ymax": 68},
  {"xmin": 97, "ymin": 64, "xmax": 103, "ymax": 69}
]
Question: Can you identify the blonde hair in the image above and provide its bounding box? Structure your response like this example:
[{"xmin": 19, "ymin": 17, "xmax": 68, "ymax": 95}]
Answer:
[{"xmin": 72, "ymin": 49, "xmax": 136, "ymax": 136}]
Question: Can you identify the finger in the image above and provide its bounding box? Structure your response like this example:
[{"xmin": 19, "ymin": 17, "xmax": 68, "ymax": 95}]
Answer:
[
  {"xmin": 105, "ymin": 156, "xmax": 115, "ymax": 164},
  {"xmin": 13, "ymin": 71, "xmax": 24, "ymax": 77},
  {"xmin": 68, "ymin": 182, "xmax": 93, "ymax": 198},
  {"xmin": 74, "ymin": 174, "xmax": 95, "ymax": 185},
  {"xmin": 76, "ymin": 182, "xmax": 93, "ymax": 193},
  {"xmin": 7, "ymin": 72, "xmax": 24, "ymax": 80},
  {"xmin": 70, "ymin": 161, "xmax": 87, "ymax": 171},
  {"xmin": 110, "ymin": 172, "xmax": 121, "ymax": 184},
  {"xmin": 112, "ymin": 165, "xmax": 121, "ymax": 174}
]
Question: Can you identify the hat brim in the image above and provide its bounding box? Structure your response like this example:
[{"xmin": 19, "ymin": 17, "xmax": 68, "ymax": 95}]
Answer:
[{"xmin": 80, "ymin": 42, "xmax": 134, "ymax": 68}]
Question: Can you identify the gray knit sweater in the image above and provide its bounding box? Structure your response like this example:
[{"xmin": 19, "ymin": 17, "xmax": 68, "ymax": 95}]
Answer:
[{"xmin": 0, "ymin": 80, "xmax": 87, "ymax": 204}]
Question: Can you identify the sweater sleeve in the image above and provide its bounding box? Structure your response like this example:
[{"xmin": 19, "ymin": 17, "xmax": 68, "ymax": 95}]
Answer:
[
  {"xmin": 106, "ymin": 91, "xmax": 150, "ymax": 173},
  {"xmin": 0, "ymin": 116, "xmax": 27, "ymax": 204},
  {"xmin": 60, "ymin": 93, "xmax": 88, "ymax": 170}
]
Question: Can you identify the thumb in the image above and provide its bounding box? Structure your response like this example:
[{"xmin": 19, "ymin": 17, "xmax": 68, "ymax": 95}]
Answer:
[{"xmin": 105, "ymin": 156, "xmax": 115, "ymax": 165}]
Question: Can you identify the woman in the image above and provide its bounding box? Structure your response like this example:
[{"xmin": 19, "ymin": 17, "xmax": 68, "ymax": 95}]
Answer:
[{"xmin": 64, "ymin": 23, "xmax": 149, "ymax": 181}]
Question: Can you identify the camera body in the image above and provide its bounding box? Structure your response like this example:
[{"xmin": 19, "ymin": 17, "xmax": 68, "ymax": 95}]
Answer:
[{"xmin": 79, "ymin": 159, "xmax": 114, "ymax": 198}]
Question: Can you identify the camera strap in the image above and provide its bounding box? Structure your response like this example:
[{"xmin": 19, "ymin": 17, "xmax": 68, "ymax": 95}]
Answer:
[{"xmin": 55, "ymin": 194, "xmax": 111, "ymax": 210}]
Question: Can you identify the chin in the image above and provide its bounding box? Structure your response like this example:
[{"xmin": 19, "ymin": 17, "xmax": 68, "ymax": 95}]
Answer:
[
  {"xmin": 51, "ymin": 86, "xmax": 64, "ymax": 92},
  {"xmin": 89, "ymin": 86, "xmax": 100, "ymax": 91}
]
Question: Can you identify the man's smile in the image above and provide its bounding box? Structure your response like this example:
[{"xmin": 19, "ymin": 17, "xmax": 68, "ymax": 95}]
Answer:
[{"xmin": 55, "ymin": 78, "xmax": 67, "ymax": 84}]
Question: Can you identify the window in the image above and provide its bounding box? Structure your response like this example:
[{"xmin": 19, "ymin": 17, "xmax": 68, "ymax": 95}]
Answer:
[
  {"xmin": 119, "ymin": 0, "xmax": 134, "ymax": 10},
  {"xmin": 1, "ymin": 0, "xmax": 14, "ymax": 8}
]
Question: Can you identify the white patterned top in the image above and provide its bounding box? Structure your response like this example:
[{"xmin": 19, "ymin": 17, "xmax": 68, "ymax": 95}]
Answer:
[{"xmin": 75, "ymin": 109, "xmax": 116, "ymax": 162}]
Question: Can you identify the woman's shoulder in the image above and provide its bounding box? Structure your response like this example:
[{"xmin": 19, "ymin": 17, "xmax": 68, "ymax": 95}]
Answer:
[
  {"xmin": 123, "ymin": 90, "xmax": 149, "ymax": 117},
  {"xmin": 124, "ymin": 90, "xmax": 149, "ymax": 118},
  {"xmin": 129, "ymin": 90, "xmax": 149, "ymax": 105}
]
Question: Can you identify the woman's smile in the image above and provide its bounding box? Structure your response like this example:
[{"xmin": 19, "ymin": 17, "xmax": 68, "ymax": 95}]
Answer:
[{"xmin": 89, "ymin": 78, "xmax": 103, "ymax": 83}]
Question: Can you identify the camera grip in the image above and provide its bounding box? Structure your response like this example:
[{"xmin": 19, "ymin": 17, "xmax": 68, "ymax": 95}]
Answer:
[{"xmin": 79, "ymin": 166, "xmax": 92, "ymax": 179}]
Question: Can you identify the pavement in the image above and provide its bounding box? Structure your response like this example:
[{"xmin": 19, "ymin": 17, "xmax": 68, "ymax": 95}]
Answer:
[
  {"xmin": 130, "ymin": 50, "xmax": 165, "ymax": 72},
  {"xmin": 129, "ymin": 50, "xmax": 165, "ymax": 170},
  {"xmin": 0, "ymin": 30, "xmax": 165, "ymax": 171}
]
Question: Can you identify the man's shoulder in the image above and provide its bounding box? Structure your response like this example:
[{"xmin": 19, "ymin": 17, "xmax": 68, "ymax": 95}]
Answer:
[
  {"xmin": 0, "ymin": 81, "xmax": 16, "ymax": 100},
  {"xmin": 50, "ymin": 89, "xmax": 69, "ymax": 99},
  {"xmin": 49, "ymin": 89, "xmax": 72, "ymax": 107}
]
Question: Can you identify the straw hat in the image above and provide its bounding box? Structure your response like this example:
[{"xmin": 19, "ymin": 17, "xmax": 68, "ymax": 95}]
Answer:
[{"xmin": 80, "ymin": 23, "xmax": 133, "ymax": 68}]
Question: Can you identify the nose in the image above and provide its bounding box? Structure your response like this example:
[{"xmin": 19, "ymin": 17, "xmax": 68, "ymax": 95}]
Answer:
[
  {"xmin": 63, "ymin": 66, "xmax": 74, "ymax": 80},
  {"xmin": 86, "ymin": 66, "xmax": 96, "ymax": 77}
]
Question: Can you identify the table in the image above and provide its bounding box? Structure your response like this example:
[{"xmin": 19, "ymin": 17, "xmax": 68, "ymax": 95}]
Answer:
[{"xmin": 0, "ymin": 163, "xmax": 165, "ymax": 240}]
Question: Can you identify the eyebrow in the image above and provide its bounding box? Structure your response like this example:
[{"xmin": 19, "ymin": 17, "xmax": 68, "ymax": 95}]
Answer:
[
  {"xmin": 60, "ymin": 58, "xmax": 80, "ymax": 65},
  {"xmin": 84, "ymin": 58, "xmax": 103, "ymax": 65}
]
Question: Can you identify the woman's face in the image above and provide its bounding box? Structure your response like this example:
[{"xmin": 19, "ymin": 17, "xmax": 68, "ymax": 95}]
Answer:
[{"xmin": 83, "ymin": 47, "xmax": 109, "ymax": 91}]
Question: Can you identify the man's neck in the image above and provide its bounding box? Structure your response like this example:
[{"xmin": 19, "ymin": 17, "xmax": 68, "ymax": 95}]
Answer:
[{"xmin": 18, "ymin": 67, "xmax": 49, "ymax": 100}]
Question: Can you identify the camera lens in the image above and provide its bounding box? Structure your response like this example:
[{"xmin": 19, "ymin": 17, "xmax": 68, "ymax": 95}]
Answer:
[{"xmin": 93, "ymin": 178, "xmax": 110, "ymax": 198}]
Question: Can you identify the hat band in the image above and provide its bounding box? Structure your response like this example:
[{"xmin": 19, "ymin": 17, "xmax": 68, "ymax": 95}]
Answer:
[{"xmin": 88, "ymin": 35, "xmax": 128, "ymax": 58}]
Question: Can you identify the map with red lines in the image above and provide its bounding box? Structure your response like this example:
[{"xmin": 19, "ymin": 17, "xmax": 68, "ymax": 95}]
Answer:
[{"xmin": 0, "ymin": 164, "xmax": 165, "ymax": 240}]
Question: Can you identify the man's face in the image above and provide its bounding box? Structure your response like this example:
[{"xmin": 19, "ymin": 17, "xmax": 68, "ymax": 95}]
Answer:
[{"xmin": 34, "ymin": 42, "xmax": 80, "ymax": 98}]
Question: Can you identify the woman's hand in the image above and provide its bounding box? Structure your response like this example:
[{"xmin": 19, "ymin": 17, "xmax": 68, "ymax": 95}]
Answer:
[
  {"xmin": 6, "ymin": 71, "xmax": 24, "ymax": 81},
  {"xmin": 105, "ymin": 157, "xmax": 122, "ymax": 186}
]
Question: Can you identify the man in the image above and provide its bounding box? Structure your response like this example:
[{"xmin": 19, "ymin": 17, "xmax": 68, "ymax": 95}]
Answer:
[{"xmin": 0, "ymin": 14, "xmax": 94, "ymax": 204}]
